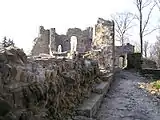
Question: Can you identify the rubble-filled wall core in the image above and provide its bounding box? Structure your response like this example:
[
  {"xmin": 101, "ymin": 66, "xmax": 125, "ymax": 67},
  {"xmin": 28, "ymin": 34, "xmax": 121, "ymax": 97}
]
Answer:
[
  {"xmin": 90, "ymin": 18, "xmax": 115, "ymax": 73},
  {"xmin": 92, "ymin": 18, "xmax": 114, "ymax": 49}
]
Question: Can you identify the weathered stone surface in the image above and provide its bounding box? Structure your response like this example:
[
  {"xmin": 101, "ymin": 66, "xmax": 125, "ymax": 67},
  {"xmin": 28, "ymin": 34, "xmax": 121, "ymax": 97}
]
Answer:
[
  {"xmin": 0, "ymin": 47, "xmax": 101, "ymax": 120},
  {"xmin": 115, "ymin": 43, "xmax": 134, "ymax": 68},
  {"xmin": 76, "ymin": 93, "xmax": 103, "ymax": 118},
  {"xmin": 72, "ymin": 116, "xmax": 96, "ymax": 120},
  {"xmin": 67, "ymin": 27, "xmax": 93, "ymax": 52},
  {"xmin": 92, "ymin": 82, "xmax": 110, "ymax": 94},
  {"xmin": 31, "ymin": 26, "xmax": 50, "ymax": 56},
  {"xmin": 142, "ymin": 58, "xmax": 157, "ymax": 69},
  {"xmin": 0, "ymin": 99, "xmax": 12, "ymax": 116},
  {"xmin": 31, "ymin": 27, "xmax": 93, "ymax": 56},
  {"xmin": 0, "ymin": 18, "xmax": 117, "ymax": 120},
  {"xmin": 92, "ymin": 18, "xmax": 114, "ymax": 49}
]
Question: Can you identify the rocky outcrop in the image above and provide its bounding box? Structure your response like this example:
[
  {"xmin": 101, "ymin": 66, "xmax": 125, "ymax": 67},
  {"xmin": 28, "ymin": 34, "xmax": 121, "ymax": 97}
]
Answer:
[{"xmin": 0, "ymin": 47, "xmax": 101, "ymax": 120}]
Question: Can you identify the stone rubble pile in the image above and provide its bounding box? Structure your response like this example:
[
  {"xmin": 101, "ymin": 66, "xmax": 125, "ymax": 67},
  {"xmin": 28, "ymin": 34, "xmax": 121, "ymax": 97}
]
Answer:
[{"xmin": 0, "ymin": 47, "xmax": 101, "ymax": 120}]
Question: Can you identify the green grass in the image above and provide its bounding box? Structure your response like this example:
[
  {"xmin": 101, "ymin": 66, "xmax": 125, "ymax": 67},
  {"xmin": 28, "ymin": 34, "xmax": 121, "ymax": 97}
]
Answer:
[{"xmin": 152, "ymin": 80, "xmax": 160, "ymax": 89}]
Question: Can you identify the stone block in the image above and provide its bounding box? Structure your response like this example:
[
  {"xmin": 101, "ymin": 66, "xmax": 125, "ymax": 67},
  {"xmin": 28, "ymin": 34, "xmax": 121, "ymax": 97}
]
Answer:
[
  {"xmin": 92, "ymin": 81, "xmax": 110, "ymax": 95},
  {"xmin": 76, "ymin": 93, "xmax": 103, "ymax": 118},
  {"xmin": 100, "ymin": 73, "xmax": 113, "ymax": 82}
]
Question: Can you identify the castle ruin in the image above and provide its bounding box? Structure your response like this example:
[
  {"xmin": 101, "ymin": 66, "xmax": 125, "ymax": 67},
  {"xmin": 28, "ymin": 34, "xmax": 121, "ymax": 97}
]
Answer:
[{"xmin": 31, "ymin": 18, "xmax": 134, "ymax": 70}]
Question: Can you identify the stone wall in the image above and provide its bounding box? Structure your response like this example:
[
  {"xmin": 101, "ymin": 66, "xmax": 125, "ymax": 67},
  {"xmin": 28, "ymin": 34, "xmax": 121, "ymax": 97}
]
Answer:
[
  {"xmin": 31, "ymin": 26, "xmax": 93, "ymax": 56},
  {"xmin": 67, "ymin": 27, "xmax": 93, "ymax": 52},
  {"xmin": 90, "ymin": 18, "xmax": 115, "ymax": 72},
  {"xmin": 31, "ymin": 26, "xmax": 50, "ymax": 56},
  {"xmin": 142, "ymin": 58, "xmax": 157, "ymax": 69},
  {"xmin": 115, "ymin": 43, "xmax": 134, "ymax": 56},
  {"xmin": 0, "ymin": 18, "xmax": 117, "ymax": 120},
  {"xmin": 127, "ymin": 53, "xmax": 142, "ymax": 69},
  {"xmin": 92, "ymin": 18, "xmax": 114, "ymax": 49},
  {"xmin": 114, "ymin": 43, "xmax": 134, "ymax": 68},
  {"xmin": 0, "ymin": 47, "xmax": 100, "ymax": 120},
  {"xmin": 55, "ymin": 34, "xmax": 69, "ymax": 52}
]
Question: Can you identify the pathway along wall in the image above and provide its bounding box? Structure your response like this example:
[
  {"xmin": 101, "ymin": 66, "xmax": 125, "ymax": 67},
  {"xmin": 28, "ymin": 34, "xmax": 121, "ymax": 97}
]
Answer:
[{"xmin": 0, "ymin": 47, "xmax": 101, "ymax": 120}]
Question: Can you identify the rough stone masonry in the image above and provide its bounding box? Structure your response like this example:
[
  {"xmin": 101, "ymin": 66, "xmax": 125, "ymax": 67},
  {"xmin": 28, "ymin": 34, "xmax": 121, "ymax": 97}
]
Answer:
[
  {"xmin": 0, "ymin": 46, "xmax": 101, "ymax": 120},
  {"xmin": 0, "ymin": 18, "xmax": 117, "ymax": 120},
  {"xmin": 31, "ymin": 18, "xmax": 116, "ymax": 72},
  {"xmin": 31, "ymin": 18, "xmax": 114, "ymax": 56},
  {"xmin": 31, "ymin": 26, "xmax": 93, "ymax": 56},
  {"xmin": 0, "ymin": 17, "xmax": 140, "ymax": 120}
]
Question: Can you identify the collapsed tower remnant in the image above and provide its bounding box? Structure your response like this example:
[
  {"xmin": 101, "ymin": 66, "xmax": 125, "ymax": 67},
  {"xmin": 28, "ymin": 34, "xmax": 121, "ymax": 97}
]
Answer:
[
  {"xmin": 31, "ymin": 26, "xmax": 50, "ymax": 55},
  {"xmin": 92, "ymin": 18, "xmax": 114, "ymax": 49},
  {"xmin": 91, "ymin": 18, "xmax": 115, "ymax": 72}
]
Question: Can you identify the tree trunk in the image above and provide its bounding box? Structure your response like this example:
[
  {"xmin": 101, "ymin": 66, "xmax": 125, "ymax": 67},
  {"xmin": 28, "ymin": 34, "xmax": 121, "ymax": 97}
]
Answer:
[
  {"xmin": 121, "ymin": 35, "xmax": 124, "ymax": 46},
  {"xmin": 140, "ymin": 4, "xmax": 143, "ymax": 58},
  {"xmin": 144, "ymin": 49, "xmax": 147, "ymax": 58}
]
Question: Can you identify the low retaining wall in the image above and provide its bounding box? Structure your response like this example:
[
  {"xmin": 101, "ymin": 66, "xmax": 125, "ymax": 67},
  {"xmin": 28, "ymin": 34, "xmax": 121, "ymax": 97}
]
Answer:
[
  {"xmin": 141, "ymin": 68, "xmax": 160, "ymax": 78},
  {"xmin": 142, "ymin": 58, "xmax": 157, "ymax": 69}
]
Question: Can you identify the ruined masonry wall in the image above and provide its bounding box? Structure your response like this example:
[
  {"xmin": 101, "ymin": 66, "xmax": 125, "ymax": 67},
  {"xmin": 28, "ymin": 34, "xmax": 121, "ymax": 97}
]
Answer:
[
  {"xmin": 31, "ymin": 26, "xmax": 93, "ymax": 56},
  {"xmin": 50, "ymin": 28, "xmax": 56, "ymax": 52},
  {"xmin": 92, "ymin": 18, "xmax": 114, "ymax": 49},
  {"xmin": 67, "ymin": 27, "xmax": 93, "ymax": 52},
  {"xmin": 0, "ymin": 47, "xmax": 100, "ymax": 120},
  {"xmin": 31, "ymin": 26, "xmax": 50, "ymax": 56},
  {"xmin": 91, "ymin": 18, "xmax": 115, "ymax": 72}
]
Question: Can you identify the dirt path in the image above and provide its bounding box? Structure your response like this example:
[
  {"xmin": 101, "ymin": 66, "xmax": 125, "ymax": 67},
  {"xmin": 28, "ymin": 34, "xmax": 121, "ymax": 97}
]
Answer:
[{"xmin": 96, "ymin": 70, "xmax": 160, "ymax": 120}]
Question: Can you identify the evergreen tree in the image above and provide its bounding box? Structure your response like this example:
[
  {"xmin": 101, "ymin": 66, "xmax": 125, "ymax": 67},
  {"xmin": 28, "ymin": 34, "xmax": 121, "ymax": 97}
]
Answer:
[{"xmin": 2, "ymin": 37, "xmax": 15, "ymax": 48}]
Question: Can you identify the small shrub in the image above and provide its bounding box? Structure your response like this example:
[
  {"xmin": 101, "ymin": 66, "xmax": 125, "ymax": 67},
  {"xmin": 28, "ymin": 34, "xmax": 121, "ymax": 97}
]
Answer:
[{"xmin": 153, "ymin": 80, "xmax": 160, "ymax": 89}]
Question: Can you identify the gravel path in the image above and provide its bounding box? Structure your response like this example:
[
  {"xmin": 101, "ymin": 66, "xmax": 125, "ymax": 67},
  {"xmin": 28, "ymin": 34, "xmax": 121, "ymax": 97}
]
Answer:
[{"xmin": 96, "ymin": 70, "xmax": 160, "ymax": 120}]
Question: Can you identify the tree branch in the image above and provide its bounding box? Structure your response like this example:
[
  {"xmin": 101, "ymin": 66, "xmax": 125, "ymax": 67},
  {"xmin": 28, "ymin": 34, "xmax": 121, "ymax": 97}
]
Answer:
[
  {"xmin": 142, "ymin": 3, "xmax": 156, "ymax": 33},
  {"xmin": 154, "ymin": 0, "xmax": 160, "ymax": 10},
  {"xmin": 143, "ymin": 27, "xmax": 160, "ymax": 36},
  {"xmin": 142, "ymin": 0, "xmax": 152, "ymax": 9},
  {"xmin": 112, "ymin": 12, "xmax": 135, "ymax": 45}
]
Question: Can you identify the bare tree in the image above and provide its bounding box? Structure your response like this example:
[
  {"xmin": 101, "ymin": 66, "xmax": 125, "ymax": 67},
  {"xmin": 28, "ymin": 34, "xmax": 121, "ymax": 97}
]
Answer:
[
  {"xmin": 111, "ymin": 12, "xmax": 135, "ymax": 46},
  {"xmin": 133, "ymin": 41, "xmax": 141, "ymax": 52},
  {"xmin": 149, "ymin": 36, "xmax": 160, "ymax": 67},
  {"xmin": 143, "ymin": 41, "xmax": 149, "ymax": 58},
  {"xmin": 134, "ymin": 0, "xmax": 156, "ymax": 57},
  {"xmin": 149, "ymin": 44, "xmax": 156, "ymax": 60},
  {"xmin": 133, "ymin": 40, "xmax": 150, "ymax": 57}
]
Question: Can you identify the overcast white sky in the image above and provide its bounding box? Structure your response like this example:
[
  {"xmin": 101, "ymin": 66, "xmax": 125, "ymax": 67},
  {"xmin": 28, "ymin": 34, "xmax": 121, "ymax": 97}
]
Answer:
[{"xmin": 0, "ymin": 0, "xmax": 159, "ymax": 54}]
